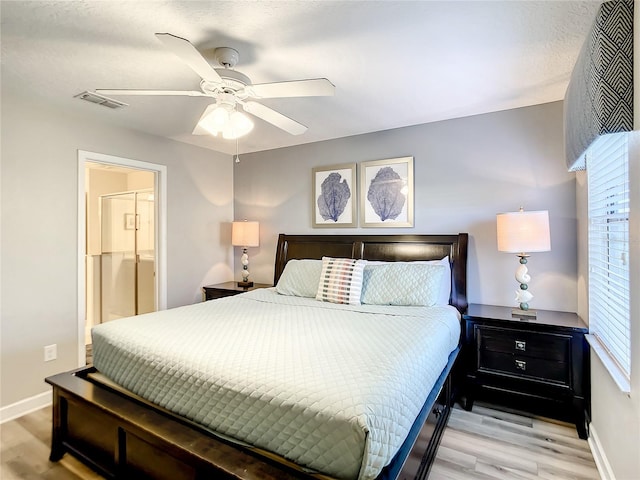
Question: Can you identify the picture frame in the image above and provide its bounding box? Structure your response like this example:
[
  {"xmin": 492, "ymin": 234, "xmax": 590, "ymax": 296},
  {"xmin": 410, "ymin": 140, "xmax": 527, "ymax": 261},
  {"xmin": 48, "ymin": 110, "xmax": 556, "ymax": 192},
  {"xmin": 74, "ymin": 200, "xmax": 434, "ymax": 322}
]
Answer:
[
  {"xmin": 312, "ymin": 163, "xmax": 357, "ymax": 228},
  {"xmin": 360, "ymin": 156, "xmax": 414, "ymax": 227}
]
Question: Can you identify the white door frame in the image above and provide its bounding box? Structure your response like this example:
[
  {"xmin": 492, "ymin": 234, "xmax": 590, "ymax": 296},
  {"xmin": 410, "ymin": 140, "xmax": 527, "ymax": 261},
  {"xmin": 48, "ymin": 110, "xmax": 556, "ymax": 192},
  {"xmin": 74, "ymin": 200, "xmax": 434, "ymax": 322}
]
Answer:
[{"xmin": 77, "ymin": 150, "xmax": 167, "ymax": 366}]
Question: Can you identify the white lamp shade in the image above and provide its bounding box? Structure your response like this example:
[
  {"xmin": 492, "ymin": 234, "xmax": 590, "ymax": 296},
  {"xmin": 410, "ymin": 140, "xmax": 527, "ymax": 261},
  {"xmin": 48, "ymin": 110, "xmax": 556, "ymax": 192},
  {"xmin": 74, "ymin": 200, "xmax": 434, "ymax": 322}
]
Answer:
[
  {"xmin": 496, "ymin": 210, "xmax": 550, "ymax": 253},
  {"xmin": 232, "ymin": 221, "xmax": 259, "ymax": 247}
]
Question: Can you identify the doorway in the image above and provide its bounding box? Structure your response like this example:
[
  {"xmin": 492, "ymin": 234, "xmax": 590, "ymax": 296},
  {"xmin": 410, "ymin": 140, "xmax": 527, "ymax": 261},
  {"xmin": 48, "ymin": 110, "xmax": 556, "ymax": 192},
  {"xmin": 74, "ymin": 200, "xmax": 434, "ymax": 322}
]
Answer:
[{"xmin": 78, "ymin": 151, "xmax": 167, "ymax": 366}]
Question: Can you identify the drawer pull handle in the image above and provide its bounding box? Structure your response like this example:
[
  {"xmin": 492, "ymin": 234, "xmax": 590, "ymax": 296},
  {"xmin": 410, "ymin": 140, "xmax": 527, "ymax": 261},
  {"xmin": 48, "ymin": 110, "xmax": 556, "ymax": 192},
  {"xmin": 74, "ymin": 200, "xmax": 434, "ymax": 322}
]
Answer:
[
  {"xmin": 515, "ymin": 340, "xmax": 526, "ymax": 351},
  {"xmin": 515, "ymin": 360, "xmax": 526, "ymax": 371}
]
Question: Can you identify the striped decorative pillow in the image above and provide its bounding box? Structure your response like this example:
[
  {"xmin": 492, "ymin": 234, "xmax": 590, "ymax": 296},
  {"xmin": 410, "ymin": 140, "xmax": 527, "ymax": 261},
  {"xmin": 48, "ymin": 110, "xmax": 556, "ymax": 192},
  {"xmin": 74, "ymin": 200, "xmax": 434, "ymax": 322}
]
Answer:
[{"xmin": 316, "ymin": 257, "xmax": 367, "ymax": 305}]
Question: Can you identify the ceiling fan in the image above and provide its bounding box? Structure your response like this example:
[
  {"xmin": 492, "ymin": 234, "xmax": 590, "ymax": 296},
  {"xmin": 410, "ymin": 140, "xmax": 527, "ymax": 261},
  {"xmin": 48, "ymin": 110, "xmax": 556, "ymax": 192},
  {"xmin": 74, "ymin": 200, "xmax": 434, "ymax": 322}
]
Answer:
[{"xmin": 96, "ymin": 33, "xmax": 335, "ymax": 139}]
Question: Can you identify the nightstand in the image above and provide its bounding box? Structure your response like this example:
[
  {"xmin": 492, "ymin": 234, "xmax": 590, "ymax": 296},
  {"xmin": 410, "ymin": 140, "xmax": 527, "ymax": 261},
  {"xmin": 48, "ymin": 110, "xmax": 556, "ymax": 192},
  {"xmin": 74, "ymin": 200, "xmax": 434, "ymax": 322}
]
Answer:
[
  {"xmin": 202, "ymin": 281, "xmax": 271, "ymax": 301},
  {"xmin": 461, "ymin": 304, "xmax": 590, "ymax": 439}
]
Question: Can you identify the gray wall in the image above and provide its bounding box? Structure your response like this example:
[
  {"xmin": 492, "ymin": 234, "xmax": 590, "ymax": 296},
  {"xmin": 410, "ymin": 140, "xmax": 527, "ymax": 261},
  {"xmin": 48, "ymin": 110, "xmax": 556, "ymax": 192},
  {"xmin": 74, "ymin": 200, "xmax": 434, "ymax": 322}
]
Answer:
[
  {"xmin": 1, "ymin": 89, "xmax": 234, "ymax": 408},
  {"xmin": 234, "ymin": 101, "xmax": 578, "ymax": 312}
]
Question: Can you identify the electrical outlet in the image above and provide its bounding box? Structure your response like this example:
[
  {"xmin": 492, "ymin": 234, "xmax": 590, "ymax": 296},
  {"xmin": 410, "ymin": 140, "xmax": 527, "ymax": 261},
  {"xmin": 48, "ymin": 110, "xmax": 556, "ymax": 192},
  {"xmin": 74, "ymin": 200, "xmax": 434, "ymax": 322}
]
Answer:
[{"xmin": 44, "ymin": 344, "xmax": 57, "ymax": 362}]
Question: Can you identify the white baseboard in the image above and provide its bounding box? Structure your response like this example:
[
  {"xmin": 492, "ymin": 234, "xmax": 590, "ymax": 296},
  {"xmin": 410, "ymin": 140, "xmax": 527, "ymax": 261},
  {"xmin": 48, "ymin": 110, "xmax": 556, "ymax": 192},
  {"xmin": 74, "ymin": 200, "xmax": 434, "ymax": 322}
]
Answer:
[
  {"xmin": 0, "ymin": 390, "xmax": 52, "ymax": 424},
  {"xmin": 588, "ymin": 424, "xmax": 616, "ymax": 480}
]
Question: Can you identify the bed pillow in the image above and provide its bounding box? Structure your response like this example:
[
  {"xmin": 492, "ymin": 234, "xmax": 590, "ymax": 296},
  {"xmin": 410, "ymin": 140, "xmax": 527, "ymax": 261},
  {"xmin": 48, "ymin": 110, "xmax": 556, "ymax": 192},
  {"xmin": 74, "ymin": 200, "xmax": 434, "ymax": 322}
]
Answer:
[
  {"xmin": 315, "ymin": 257, "xmax": 367, "ymax": 305},
  {"xmin": 432, "ymin": 256, "xmax": 452, "ymax": 305},
  {"xmin": 275, "ymin": 259, "xmax": 323, "ymax": 298},
  {"xmin": 365, "ymin": 257, "xmax": 451, "ymax": 305},
  {"xmin": 361, "ymin": 263, "xmax": 446, "ymax": 306}
]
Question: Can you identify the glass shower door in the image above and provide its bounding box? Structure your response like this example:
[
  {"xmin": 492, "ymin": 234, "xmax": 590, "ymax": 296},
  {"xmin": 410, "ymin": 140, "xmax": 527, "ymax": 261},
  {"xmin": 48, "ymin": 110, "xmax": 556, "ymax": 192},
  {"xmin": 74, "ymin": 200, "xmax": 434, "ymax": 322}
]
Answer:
[
  {"xmin": 100, "ymin": 190, "xmax": 156, "ymax": 322},
  {"xmin": 101, "ymin": 192, "xmax": 137, "ymax": 322}
]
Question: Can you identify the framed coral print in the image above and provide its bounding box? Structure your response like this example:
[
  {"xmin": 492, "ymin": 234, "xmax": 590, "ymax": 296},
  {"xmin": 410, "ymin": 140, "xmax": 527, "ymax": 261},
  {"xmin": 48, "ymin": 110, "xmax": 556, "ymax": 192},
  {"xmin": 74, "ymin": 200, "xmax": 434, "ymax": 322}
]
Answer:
[
  {"xmin": 312, "ymin": 163, "xmax": 357, "ymax": 227},
  {"xmin": 360, "ymin": 156, "xmax": 414, "ymax": 227}
]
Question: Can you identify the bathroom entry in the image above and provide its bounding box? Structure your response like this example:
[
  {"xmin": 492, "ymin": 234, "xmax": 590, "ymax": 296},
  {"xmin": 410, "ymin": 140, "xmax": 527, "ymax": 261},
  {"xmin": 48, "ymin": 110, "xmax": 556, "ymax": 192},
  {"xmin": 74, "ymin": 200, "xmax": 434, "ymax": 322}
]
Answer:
[
  {"xmin": 100, "ymin": 190, "xmax": 155, "ymax": 321},
  {"xmin": 85, "ymin": 162, "xmax": 156, "ymax": 343}
]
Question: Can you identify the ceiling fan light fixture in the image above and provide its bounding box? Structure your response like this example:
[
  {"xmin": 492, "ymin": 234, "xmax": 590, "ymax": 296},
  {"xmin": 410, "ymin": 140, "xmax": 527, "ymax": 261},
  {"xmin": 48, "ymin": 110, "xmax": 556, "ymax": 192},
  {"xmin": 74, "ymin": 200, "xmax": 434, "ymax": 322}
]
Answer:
[
  {"xmin": 223, "ymin": 111, "xmax": 254, "ymax": 139},
  {"xmin": 198, "ymin": 93, "xmax": 253, "ymax": 139},
  {"xmin": 229, "ymin": 110, "xmax": 253, "ymax": 138},
  {"xmin": 202, "ymin": 109, "xmax": 252, "ymax": 140},
  {"xmin": 209, "ymin": 106, "xmax": 230, "ymax": 127},
  {"xmin": 198, "ymin": 106, "xmax": 223, "ymax": 136}
]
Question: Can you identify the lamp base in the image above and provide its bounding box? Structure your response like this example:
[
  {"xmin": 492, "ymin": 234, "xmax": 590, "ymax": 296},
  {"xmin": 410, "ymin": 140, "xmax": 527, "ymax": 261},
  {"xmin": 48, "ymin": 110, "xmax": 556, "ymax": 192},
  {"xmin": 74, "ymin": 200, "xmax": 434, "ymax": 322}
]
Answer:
[
  {"xmin": 237, "ymin": 281, "xmax": 253, "ymax": 288},
  {"xmin": 511, "ymin": 308, "xmax": 537, "ymax": 319}
]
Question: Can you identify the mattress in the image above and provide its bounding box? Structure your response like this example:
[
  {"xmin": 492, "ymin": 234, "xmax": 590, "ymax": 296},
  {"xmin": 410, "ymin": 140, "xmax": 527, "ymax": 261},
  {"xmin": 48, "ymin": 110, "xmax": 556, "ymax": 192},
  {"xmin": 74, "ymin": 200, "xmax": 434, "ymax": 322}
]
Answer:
[{"xmin": 92, "ymin": 288, "xmax": 460, "ymax": 480}]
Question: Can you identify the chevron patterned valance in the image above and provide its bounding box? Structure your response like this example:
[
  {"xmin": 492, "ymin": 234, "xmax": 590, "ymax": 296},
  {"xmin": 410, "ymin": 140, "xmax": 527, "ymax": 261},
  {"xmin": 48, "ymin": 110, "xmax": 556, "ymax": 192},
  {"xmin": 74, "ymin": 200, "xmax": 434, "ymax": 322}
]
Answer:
[{"xmin": 564, "ymin": 0, "xmax": 634, "ymax": 171}]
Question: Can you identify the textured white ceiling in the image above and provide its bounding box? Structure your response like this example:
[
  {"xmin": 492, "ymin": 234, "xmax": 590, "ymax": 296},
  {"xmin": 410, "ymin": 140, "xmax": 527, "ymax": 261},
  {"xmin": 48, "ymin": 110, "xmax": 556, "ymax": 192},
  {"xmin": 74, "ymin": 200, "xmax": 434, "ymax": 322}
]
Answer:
[{"xmin": 1, "ymin": 1, "xmax": 601, "ymax": 155}]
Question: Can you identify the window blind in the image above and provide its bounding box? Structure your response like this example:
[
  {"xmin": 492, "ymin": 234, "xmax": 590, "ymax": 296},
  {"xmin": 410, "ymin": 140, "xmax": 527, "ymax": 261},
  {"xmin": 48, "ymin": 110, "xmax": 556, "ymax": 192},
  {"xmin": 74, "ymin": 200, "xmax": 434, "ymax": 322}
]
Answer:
[{"xmin": 587, "ymin": 132, "xmax": 631, "ymax": 379}]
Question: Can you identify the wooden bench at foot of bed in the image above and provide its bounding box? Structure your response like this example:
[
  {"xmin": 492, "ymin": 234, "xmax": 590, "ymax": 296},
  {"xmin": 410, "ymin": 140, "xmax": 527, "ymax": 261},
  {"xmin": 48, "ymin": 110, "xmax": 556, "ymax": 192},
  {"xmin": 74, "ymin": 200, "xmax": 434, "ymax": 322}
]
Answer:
[
  {"xmin": 46, "ymin": 355, "xmax": 457, "ymax": 480},
  {"xmin": 47, "ymin": 366, "xmax": 313, "ymax": 480}
]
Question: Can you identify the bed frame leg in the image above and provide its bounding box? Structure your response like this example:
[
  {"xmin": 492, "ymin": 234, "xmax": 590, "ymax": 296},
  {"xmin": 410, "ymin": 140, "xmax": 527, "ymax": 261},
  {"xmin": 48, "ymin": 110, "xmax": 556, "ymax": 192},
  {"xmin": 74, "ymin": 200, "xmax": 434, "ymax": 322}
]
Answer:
[{"xmin": 49, "ymin": 388, "xmax": 65, "ymax": 462}]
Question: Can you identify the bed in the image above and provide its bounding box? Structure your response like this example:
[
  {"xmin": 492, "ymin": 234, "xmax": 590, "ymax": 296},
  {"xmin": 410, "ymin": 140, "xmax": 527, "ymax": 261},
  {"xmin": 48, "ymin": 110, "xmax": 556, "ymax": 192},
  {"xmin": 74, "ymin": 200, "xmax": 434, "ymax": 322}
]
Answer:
[{"xmin": 46, "ymin": 233, "xmax": 468, "ymax": 480}]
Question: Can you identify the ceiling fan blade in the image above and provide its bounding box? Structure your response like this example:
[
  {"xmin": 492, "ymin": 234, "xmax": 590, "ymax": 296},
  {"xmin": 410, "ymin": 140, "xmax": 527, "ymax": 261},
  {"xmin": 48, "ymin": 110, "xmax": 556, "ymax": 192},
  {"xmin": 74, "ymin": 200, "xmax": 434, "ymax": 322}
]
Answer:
[
  {"xmin": 155, "ymin": 33, "xmax": 223, "ymax": 84},
  {"xmin": 247, "ymin": 78, "xmax": 335, "ymax": 99},
  {"xmin": 242, "ymin": 101, "xmax": 307, "ymax": 135},
  {"xmin": 96, "ymin": 89, "xmax": 207, "ymax": 97}
]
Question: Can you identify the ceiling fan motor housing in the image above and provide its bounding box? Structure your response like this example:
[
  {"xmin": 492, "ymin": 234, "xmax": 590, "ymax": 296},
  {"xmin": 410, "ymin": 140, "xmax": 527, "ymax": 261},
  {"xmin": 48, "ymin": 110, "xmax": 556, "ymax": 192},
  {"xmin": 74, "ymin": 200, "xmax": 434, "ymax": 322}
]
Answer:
[
  {"xmin": 201, "ymin": 73, "xmax": 251, "ymax": 98},
  {"xmin": 216, "ymin": 92, "xmax": 237, "ymax": 109}
]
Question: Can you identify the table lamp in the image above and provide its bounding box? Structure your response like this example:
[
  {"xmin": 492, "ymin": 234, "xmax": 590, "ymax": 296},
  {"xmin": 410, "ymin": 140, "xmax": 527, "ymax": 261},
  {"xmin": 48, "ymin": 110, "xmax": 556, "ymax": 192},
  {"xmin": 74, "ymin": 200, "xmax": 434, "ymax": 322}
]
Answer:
[
  {"xmin": 231, "ymin": 220, "xmax": 259, "ymax": 288},
  {"xmin": 496, "ymin": 207, "xmax": 550, "ymax": 318}
]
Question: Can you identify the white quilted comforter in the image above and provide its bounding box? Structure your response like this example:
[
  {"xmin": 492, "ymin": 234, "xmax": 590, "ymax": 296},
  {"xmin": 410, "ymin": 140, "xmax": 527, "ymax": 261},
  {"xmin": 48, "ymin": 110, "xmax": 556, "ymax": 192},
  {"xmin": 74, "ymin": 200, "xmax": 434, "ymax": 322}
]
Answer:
[{"xmin": 92, "ymin": 288, "xmax": 460, "ymax": 480}]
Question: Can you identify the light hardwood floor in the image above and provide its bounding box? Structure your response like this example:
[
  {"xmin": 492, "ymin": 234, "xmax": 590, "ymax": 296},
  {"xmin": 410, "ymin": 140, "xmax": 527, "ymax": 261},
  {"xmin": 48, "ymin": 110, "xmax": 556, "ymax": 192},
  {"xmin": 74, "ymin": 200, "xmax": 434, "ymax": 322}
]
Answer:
[
  {"xmin": 1, "ymin": 406, "xmax": 102, "ymax": 480},
  {"xmin": 1, "ymin": 402, "xmax": 599, "ymax": 479},
  {"xmin": 431, "ymin": 404, "xmax": 599, "ymax": 480}
]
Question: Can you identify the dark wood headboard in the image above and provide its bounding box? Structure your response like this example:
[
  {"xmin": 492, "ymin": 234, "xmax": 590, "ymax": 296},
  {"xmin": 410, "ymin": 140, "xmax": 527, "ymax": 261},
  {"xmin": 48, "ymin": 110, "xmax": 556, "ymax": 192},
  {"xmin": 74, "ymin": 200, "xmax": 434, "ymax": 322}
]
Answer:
[{"xmin": 274, "ymin": 233, "xmax": 468, "ymax": 313}]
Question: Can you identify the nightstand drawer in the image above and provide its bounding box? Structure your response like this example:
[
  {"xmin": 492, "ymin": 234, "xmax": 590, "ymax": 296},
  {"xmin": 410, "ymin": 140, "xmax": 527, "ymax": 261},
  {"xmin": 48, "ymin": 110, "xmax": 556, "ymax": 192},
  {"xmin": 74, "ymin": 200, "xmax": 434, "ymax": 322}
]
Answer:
[
  {"xmin": 476, "ymin": 325, "xmax": 570, "ymax": 362},
  {"xmin": 478, "ymin": 351, "xmax": 570, "ymax": 385}
]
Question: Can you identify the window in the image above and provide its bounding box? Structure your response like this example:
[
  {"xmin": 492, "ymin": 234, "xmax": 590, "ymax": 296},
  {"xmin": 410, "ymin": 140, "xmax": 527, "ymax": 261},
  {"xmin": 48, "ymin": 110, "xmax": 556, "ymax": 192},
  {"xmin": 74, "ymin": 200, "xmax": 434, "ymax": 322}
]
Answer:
[{"xmin": 586, "ymin": 132, "xmax": 631, "ymax": 391}]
